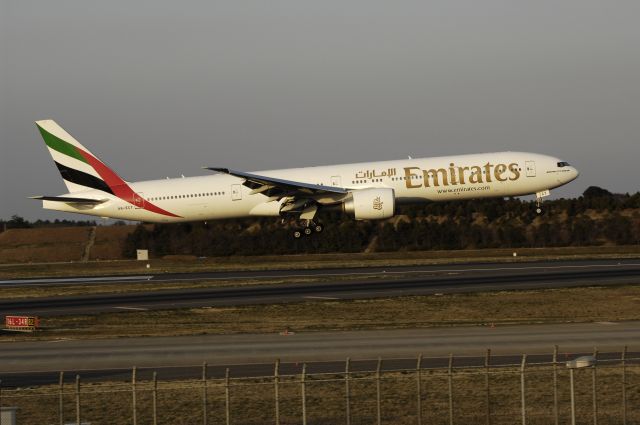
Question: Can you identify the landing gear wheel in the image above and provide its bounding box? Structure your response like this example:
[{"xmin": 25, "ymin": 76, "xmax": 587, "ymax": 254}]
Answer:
[
  {"xmin": 293, "ymin": 230, "xmax": 303, "ymax": 239},
  {"xmin": 304, "ymin": 227, "xmax": 313, "ymax": 236},
  {"xmin": 314, "ymin": 224, "xmax": 324, "ymax": 233}
]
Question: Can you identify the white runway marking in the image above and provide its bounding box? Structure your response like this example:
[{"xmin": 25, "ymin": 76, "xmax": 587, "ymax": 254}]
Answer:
[
  {"xmin": 304, "ymin": 296, "xmax": 340, "ymax": 300},
  {"xmin": 0, "ymin": 275, "xmax": 153, "ymax": 285},
  {"xmin": 150, "ymin": 262, "xmax": 640, "ymax": 283},
  {"xmin": 1, "ymin": 262, "xmax": 638, "ymax": 287},
  {"xmin": 113, "ymin": 306, "xmax": 148, "ymax": 311}
]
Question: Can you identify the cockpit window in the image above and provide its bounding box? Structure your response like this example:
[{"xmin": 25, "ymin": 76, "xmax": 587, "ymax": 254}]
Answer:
[{"xmin": 557, "ymin": 161, "xmax": 570, "ymax": 167}]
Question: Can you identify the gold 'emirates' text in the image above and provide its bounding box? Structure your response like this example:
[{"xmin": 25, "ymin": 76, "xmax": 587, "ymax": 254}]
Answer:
[{"xmin": 403, "ymin": 162, "xmax": 520, "ymax": 189}]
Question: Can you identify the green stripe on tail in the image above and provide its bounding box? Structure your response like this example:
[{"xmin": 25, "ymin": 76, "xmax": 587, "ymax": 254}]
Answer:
[{"xmin": 37, "ymin": 125, "xmax": 88, "ymax": 164}]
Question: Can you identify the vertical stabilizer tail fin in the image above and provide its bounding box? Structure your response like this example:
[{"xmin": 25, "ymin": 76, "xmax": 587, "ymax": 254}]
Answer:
[{"xmin": 35, "ymin": 120, "xmax": 122, "ymax": 195}]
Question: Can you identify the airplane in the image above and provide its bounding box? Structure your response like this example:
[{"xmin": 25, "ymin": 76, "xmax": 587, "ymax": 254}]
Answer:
[{"xmin": 32, "ymin": 120, "xmax": 579, "ymax": 238}]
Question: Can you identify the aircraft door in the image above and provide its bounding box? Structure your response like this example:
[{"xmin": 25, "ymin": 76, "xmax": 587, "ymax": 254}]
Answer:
[
  {"xmin": 231, "ymin": 184, "xmax": 242, "ymax": 201},
  {"xmin": 525, "ymin": 161, "xmax": 536, "ymax": 177},
  {"xmin": 331, "ymin": 176, "xmax": 341, "ymax": 187}
]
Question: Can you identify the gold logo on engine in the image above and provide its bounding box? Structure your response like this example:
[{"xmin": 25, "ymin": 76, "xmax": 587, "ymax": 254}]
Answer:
[{"xmin": 372, "ymin": 197, "xmax": 383, "ymax": 210}]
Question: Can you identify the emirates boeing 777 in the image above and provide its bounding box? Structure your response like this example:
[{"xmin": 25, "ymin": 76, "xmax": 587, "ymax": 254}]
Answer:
[{"xmin": 32, "ymin": 120, "xmax": 579, "ymax": 238}]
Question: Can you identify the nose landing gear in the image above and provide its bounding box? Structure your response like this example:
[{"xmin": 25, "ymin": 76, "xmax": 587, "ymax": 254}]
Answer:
[{"xmin": 535, "ymin": 189, "xmax": 551, "ymax": 215}]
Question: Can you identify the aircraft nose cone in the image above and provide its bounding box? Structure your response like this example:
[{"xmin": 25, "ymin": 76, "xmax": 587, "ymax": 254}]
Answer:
[{"xmin": 567, "ymin": 166, "xmax": 579, "ymax": 182}]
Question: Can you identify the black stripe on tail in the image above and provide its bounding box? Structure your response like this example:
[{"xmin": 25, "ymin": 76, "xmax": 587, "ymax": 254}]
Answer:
[{"xmin": 54, "ymin": 161, "xmax": 114, "ymax": 195}]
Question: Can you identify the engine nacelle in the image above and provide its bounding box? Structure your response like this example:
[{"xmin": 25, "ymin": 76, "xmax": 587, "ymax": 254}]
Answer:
[{"xmin": 343, "ymin": 188, "xmax": 395, "ymax": 220}]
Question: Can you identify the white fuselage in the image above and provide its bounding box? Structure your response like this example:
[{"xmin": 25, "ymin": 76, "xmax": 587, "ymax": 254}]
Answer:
[{"xmin": 44, "ymin": 152, "xmax": 579, "ymax": 222}]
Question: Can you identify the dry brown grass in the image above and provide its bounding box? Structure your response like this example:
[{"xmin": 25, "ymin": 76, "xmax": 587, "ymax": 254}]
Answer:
[
  {"xmin": 0, "ymin": 227, "xmax": 91, "ymax": 264},
  {"xmin": 2, "ymin": 363, "xmax": 639, "ymax": 424},
  {"xmin": 0, "ymin": 225, "xmax": 138, "ymax": 264},
  {"xmin": 90, "ymin": 225, "xmax": 137, "ymax": 260},
  {"xmin": 3, "ymin": 285, "xmax": 640, "ymax": 341}
]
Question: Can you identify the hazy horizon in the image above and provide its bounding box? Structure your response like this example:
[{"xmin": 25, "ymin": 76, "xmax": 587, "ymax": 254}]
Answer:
[{"xmin": 2, "ymin": 1, "xmax": 639, "ymax": 221}]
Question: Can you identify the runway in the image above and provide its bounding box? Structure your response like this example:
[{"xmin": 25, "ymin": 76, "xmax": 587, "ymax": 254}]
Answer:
[
  {"xmin": 0, "ymin": 321, "xmax": 637, "ymax": 387},
  {"xmin": 1, "ymin": 259, "xmax": 639, "ymax": 316},
  {"xmin": 2, "ymin": 258, "xmax": 640, "ymax": 288}
]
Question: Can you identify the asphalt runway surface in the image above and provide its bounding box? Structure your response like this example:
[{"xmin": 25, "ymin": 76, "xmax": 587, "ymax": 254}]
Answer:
[
  {"xmin": 1, "ymin": 259, "xmax": 639, "ymax": 316},
  {"xmin": 1, "ymin": 321, "xmax": 638, "ymax": 387}
]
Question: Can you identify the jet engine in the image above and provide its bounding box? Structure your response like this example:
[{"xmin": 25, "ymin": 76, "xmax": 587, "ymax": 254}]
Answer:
[{"xmin": 343, "ymin": 188, "xmax": 395, "ymax": 220}]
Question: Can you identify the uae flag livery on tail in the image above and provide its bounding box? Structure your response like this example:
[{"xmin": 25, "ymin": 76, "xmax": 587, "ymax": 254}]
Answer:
[{"xmin": 36, "ymin": 120, "xmax": 180, "ymax": 218}]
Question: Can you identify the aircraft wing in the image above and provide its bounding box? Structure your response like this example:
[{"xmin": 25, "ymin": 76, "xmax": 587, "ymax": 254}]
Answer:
[
  {"xmin": 204, "ymin": 167, "xmax": 348, "ymax": 197},
  {"xmin": 30, "ymin": 196, "xmax": 108, "ymax": 205}
]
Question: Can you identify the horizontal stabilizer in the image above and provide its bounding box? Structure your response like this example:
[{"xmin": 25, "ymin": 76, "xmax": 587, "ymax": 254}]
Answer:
[{"xmin": 29, "ymin": 196, "xmax": 107, "ymax": 205}]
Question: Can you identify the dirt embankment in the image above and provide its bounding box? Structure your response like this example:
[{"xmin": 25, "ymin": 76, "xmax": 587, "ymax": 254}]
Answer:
[
  {"xmin": 0, "ymin": 226, "xmax": 136, "ymax": 264},
  {"xmin": 1, "ymin": 221, "xmax": 639, "ymax": 265}
]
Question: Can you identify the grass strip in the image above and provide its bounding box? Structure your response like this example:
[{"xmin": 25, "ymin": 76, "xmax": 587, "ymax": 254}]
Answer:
[{"xmin": 3, "ymin": 284, "xmax": 640, "ymax": 341}]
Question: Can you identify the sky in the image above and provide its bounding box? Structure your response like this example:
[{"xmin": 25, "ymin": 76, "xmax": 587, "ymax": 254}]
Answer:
[{"xmin": 1, "ymin": 0, "xmax": 639, "ymax": 220}]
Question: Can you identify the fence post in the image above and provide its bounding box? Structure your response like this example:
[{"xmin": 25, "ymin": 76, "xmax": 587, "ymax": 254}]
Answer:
[
  {"xmin": 274, "ymin": 359, "xmax": 280, "ymax": 425},
  {"xmin": 376, "ymin": 357, "xmax": 382, "ymax": 425},
  {"xmin": 225, "ymin": 368, "xmax": 231, "ymax": 425},
  {"xmin": 592, "ymin": 348, "xmax": 598, "ymax": 425},
  {"xmin": 622, "ymin": 346, "xmax": 627, "ymax": 425},
  {"xmin": 75, "ymin": 374, "xmax": 81, "ymax": 425},
  {"xmin": 345, "ymin": 357, "xmax": 351, "ymax": 425},
  {"xmin": 132, "ymin": 366, "xmax": 138, "ymax": 425},
  {"xmin": 416, "ymin": 354, "xmax": 423, "ymax": 425},
  {"xmin": 301, "ymin": 363, "xmax": 307, "ymax": 425},
  {"xmin": 569, "ymin": 368, "xmax": 576, "ymax": 425},
  {"xmin": 152, "ymin": 371, "xmax": 158, "ymax": 425},
  {"xmin": 202, "ymin": 362, "xmax": 208, "ymax": 425},
  {"xmin": 59, "ymin": 371, "xmax": 65, "ymax": 425},
  {"xmin": 553, "ymin": 345, "xmax": 559, "ymax": 425},
  {"xmin": 520, "ymin": 354, "xmax": 527, "ymax": 425},
  {"xmin": 485, "ymin": 349, "xmax": 491, "ymax": 425},
  {"xmin": 448, "ymin": 353, "xmax": 454, "ymax": 425}
]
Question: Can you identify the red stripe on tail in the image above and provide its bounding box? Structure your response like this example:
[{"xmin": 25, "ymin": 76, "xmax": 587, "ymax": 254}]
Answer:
[{"xmin": 76, "ymin": 149, "xmax": 181, "ymax": 218}]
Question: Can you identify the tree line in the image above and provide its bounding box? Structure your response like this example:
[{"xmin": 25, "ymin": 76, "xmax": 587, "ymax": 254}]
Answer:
[
  {"xmin": 122, "ymin": 186, "xmax": 640, "ymax": 257},
  {"xmin": 0, "ymin": 215, "xmax": 99, "ymax": 231},
  {"xmin": 3, "ymin": 186, "xmax": 639, "ymax": 257}
]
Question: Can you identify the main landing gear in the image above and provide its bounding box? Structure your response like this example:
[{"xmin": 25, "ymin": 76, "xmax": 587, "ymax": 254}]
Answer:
[{"xmin": 292, "ymin": 220, "xmax": 324, "ymax": 239}]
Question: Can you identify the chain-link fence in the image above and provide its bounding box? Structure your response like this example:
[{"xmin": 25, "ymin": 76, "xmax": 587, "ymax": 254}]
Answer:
[{"xmin": 1, "ymin": 347, "xmax": 638, "ymax": 425}]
